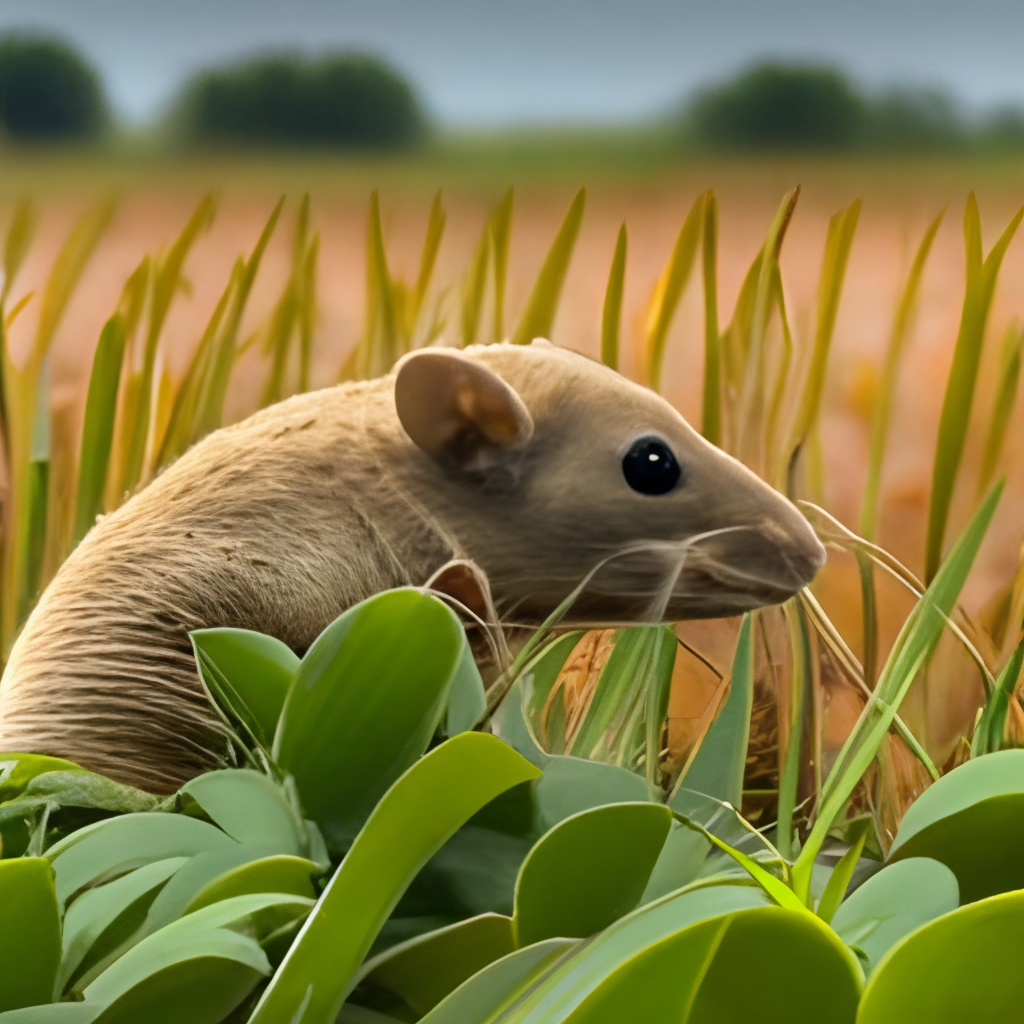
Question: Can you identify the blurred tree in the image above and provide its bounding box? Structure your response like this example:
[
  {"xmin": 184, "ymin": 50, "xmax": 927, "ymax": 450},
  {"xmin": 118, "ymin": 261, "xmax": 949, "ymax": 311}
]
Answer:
[
  {"xmin": 863, "ymin": 87, "xmax": 964, "ymax": 151},
  {"xmin": 686, "ymin": 62, "xmax": 865, "ymax": 150},
  {"xmin": 0, "ymin": 33, "xmax": 108, "ymax": 141},
  {"xmin": 177, "ymin": 52, "xmax": 425, "ymax": 148}
]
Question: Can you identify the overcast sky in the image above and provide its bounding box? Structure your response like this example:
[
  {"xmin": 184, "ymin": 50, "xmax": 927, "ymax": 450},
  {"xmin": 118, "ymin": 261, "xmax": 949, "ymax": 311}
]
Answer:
[{"xmin": 2, "ymin": 0, "xmax": 1023, "ymax": 126}]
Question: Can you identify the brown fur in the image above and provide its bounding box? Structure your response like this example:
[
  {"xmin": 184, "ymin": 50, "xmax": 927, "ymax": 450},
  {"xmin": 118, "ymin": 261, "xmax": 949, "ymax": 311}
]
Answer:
[{"xmin": 0, "ymin": 342, "xmax": 824, "ymax": 792}]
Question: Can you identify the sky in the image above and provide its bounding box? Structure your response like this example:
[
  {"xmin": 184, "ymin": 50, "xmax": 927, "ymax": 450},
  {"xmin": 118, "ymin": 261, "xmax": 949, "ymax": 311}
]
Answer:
[{"xmin": 2, "ymin": 0, "xmax": 1024, "ymax": 127}]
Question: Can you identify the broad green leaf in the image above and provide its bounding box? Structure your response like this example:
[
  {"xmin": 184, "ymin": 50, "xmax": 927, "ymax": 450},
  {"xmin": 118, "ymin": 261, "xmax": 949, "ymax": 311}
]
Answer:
[
  {"xmin": 83, "ymin": 893, "xmax": 309, "ymax": 1007},
  {"xmin": 0, "ymin": 1007, "xmax": 100, "ymax": 1023},
  {"xmin": 645, "ymin": 192, "xmax": 704, "ymax": 392},
  {"xmin": 0, "ymin": 859, "xmax": 61, "ymax": 1012},
  {"xmin": 248, "ymin": 733, "xmax": 540, "ymax": 1024},
  {"xmin": 794, "ymin": 482, "xmax": 1002, "ymax": 892},
  {"xmin": 91, "ymin": 958, "xmax": 262, "ymax": 1024},
  {"xmin": 639, "ymin": 823, "xmax": 710, "ymax": 904},
  {"xmin": 513, "ymin": 803, "xmax": 672, "ymax": 947},
  {"xmin": 534, "ymin": 756, "xmax": 649, "ymax": 832},
  {"xmin": 567, "ymin": 906, "xmax": 861, "ymax": 1024},
  {"xmin": 60, "ymin": 858, "xmax": 186, "ymax": 992},
  {"xmin": 47, "ymin": 813, "xmax": 235, "ymax": 905},
  {"xmin": 418, "ymin": 938, "xmax": 577, "ymax": 1024},
  {"xmin": 361, "ymin": 914, "xmax": 515, "ymax": 1016},
  {"xmin": 190, "ymin": 629, "xmax": 298, "ymax": 748},
  {"xmin": 858, "ymin": 890, "xmax": 1024, "ymax": 1022},
  {"xmin": 21, "ymin": 771, "xmax": 157, "ymax": 815},
  {"xmin": 180, "ymin": 769, "xmax": 303, "ymax": 852},
  {"xmin": 495, "ymin": 880, "xmax": 770, "ymax": 1022},
  {"xmin": 0, "ymin": 753, "xmax": 84, "ymax": 801},
  {"xmin": 274, "ymin": 589, "xmax": 470, "ymax": 843},
  {"xmin": 510, "ymin": 189, "xmax": 586, "ymax": 345},
  {"xmin": 600, "ymin": 224, "xmax": 627, "ymax": 370},
  {"xmin": 676, "ymin": 613, "xmax": 753, "ymax": 806},
  {"xmin": 925, "ymin": 195, "xmax": 1024, "ymax": 581},
  {"xmin": 444, "ymin": 644, "xmax": 487, "ymax": 737},
  {"xmin": 888, "ymin": 748, "xmax": 1024, "ymax": 901},
  {"xmin": 185, "ymin": 855, "xmax": 319, "ymax": 913},
  {"xmin": 831, "ymin": 858, "xmax": 958, "ymax": 975}
]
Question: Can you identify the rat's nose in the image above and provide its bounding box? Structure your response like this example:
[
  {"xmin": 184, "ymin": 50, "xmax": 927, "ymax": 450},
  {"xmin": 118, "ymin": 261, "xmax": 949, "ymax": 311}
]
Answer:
[{"xmin": 763, "ymin": 514, "xmax": 827, "ymax": 589}]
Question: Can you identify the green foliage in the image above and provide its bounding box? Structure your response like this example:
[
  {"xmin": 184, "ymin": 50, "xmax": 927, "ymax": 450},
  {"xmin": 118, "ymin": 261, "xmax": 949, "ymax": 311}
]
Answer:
[
  {"xmin": 0, "ymin": 33, "xmax": 108, "ymax": 142},
  {"xmin": 688, "ymin": 63, "xmax": 866, "ymax": 150},
  {"xmin": 175, "ymin": 52, "xmax": 424, "ymax": 149}
]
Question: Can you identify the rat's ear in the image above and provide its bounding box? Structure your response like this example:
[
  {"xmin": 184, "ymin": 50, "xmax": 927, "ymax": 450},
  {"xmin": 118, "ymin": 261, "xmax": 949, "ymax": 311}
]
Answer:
[{"xmin": 395, "ymin": 349, "xmax": 534, "ymax": 472}]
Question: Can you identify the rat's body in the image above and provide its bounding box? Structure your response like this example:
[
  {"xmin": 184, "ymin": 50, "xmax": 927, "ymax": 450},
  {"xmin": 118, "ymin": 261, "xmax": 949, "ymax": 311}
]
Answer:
[{"xmin": 0, "ymin": 342, "xmax": 824, "ymax": 792}]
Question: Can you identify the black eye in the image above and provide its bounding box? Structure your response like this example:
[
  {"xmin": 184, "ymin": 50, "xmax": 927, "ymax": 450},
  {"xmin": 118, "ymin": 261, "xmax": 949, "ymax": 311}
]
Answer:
[{"xmin": 622, "ymin": 437, "xmax": 682, "ymax": 495}]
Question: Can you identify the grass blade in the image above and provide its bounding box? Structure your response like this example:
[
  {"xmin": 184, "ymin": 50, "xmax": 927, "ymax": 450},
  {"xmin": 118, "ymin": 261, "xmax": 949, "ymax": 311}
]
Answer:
[
  {"xmin": 859, "ymin": 209, "xmax": 944, "ymax": 541},
  {"xmin": 971, "ymin": 636, "xmax": 1024, "ymax": 758},
  {"xmin": 701, "ymin": 190, "xmax": 722, "ymax": 445},
  {"xmin": 794, "ymin": 481, "xmax": 1004, "ymax": 896},
  {"xmin": 976, "ymin": 318, "xmax": 1024, "ymax": 501},
  {"xmin": 410, "ymin": 190, "xmax": 446, "ymax": 340},
  {"xmin": 491, "ymin": 188, "xmax": 514, "ymax": 341},
  {"xmin": 510, "ymin": 188, "xmax": 586, "ymax": 345},
  {"xmin": 74, "ymin": 315, "xmax": 128, "ymax": 546},
  {"xmin": 644, "ymin": 191, "xmax": 704, "ymax": 391},
  {"xmin": 925, "ymin": 194, "xmax": 1024, "ymax": 581},
  {"xmin": 601, "ymin": 224, "xmax": 627, "ymax": 370},
  {"xmin": 459, "ymin": 229, "xmax": 489, "ymax": 348}
]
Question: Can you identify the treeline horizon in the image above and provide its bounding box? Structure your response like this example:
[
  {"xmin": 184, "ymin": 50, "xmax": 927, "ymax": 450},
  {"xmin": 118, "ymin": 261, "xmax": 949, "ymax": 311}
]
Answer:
[{"xmin": 3, "ymin": 29, "xmax": 1024, "ymax": 154}]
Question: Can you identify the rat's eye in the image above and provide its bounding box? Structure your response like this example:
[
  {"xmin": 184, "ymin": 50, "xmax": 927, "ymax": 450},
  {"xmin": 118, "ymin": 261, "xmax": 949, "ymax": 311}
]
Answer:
[{"xmin": 622, "ymin": 437, "xmax": 682, "ymax": 495}]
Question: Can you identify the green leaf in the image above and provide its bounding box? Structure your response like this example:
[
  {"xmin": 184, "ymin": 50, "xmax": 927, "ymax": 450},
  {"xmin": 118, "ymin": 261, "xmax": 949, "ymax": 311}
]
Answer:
[
  {"xmin": 815, "ymin": 820, "xmax": 870, "ymax": 924},
  {"xmin": 248, "ymin": 733, "xmax": 540, "ymax": 1024},
  {"xmin": 977, "ymin": 319, "xmax": 1024, "ymax": 499},
  {"xmin": 47, "ymin": 813, "xmax": 236, "ymax": 906},
  {"xmin": 533, "ymin": 756, "xmax": 649, "ymax": 832},
  {"xmin": 0, "ymin": 859, "xmax": 61, "ymax": 1012},
  {"xmin": 925, "ymin": 195, "xmax": 1024, "ymax": 581},
  {"xmin": 887, "ymin": 748, "xmax": 1024, "ymax": 902},
  {"xmin": 444, "ymin": 644, "xmax": 487, "ymax": 737},
  {"xmin": 273, "ymin": 589, "xmax": 470, "ymax": 844},
  {"xmin": 83, "ymin": 893, "xmax": 309, "ymax": 1007},
  {"xmin": 971, "ymin": 636, "xmax": 1024, "ymax": 757},
  {"xmin": 73, "ymin": 315, "xmax": 128, "ymax": 546},
  {"xmin": 360, "ymin": 914, "xmax": 515, "ymax": 1016},
  {"xmin": 512, "ymin": 803, "xmax": 672, "ymax": 947},
  {"xmin": 600, "ymin": 224, "xmax": 627, "ymax": 370},
  {"xmin": 60, "ymin": 858, "xmax": 187, "ymax": 993},
  {"xmin": 676, "ymin": 613, "xmax": 753, "ymax": 807},
  {"xmin": 0, "ymin": 753, "xmax": 84, "ymax": 801},
  {"xmin": 831, "ymin": 857, "xmax": 958, "ymax": 975},
  {"xmin": 857, "ymin": 890, "xmax": 1024, "ymax": 1022},
  {"xmin": 190, "ymin": 629, "xmax": 298, "ymax": 748},
  {"xmin": 493, "ymin": 881, "xmax": 770, "ymax": 1022},
  {"xmin": 185, "ymin": 855, "xmax": 319, "ymax": 913},
  {"xmin": 0, "ymin": 1006, "xmax": 100, "ymax": 1023},
  {"xmin": 567, "ymin": 906, "xmax": 861, "ymax": 1024},
  {"xmin": 510, "ymin": 189, "xmax": 586, "ymax": 345},
  {"xmin": 90, "ymin": 958, "xmax": 262, "ymax": 1024},
  {"xmin": 21, "ymin": 771, "xmax": 157, "ymax": 815},
  {"xmin": 418, "ymin": 938, "xmax": 577, "ymax": 1024},
  {"xmin": 179, "ymin": 770, "xmax": 303, "ymax": 852}
]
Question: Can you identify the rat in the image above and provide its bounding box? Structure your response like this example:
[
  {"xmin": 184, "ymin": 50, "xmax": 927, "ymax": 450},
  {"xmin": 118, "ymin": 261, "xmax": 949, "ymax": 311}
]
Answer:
[{"xmin": 0, "ymin": 341, "xmax": 825, "ymax": 793}]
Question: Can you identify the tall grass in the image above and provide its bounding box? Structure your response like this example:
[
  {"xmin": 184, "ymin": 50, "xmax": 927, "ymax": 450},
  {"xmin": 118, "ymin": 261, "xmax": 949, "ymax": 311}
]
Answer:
[{"xmin": 1, "ymin": 183, "xmax": 1023, "ymax": 852}]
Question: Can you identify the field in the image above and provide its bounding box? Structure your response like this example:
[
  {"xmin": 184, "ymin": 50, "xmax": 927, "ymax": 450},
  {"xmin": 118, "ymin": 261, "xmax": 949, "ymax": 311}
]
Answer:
[
  {"xmin": 5, "ymin": 147, "xmax": 1024, "ymax": 753},
  {"xmin": 5, "ymin": 146, "xmax": 1024, "ymax": 1022}
]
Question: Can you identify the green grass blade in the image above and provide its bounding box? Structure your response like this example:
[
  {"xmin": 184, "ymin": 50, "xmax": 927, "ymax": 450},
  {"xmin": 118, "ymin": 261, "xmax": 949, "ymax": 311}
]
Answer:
[
  {"xmin": 815, "ymin": 820, "xmax": 870, "ymax": 923},
  {"xmin": 778, "ymin": 602, "xmax": 813, "ymax": 861},
  {"xmin": 510, "ymin": 188, "xmax": 586, "ymax": 345},
  {"xmin": 701, "ymin": 190, "xmax": 722, "ymax": 445},
  {"xmin": 971, "ymin": 636, "xmax": 1024, "ymax": 758},
  {"xmin": 925, "ymin": 195, "xmax": 1024, "ymax": 581},
  {"xmin": 976, "ymin": 318, "xmax": 1024, "ymax": 500},
  {"xmin": 490, "ymin": 188, "xmax": 514, "ymax": 341},
  {"xmin": 794, "ymin": 480, "xmax": 1003, "ymax": 893},
  {"xmin": 1, "ymin": 199, "xmax": 36, "ymax": 308},
  {"xmin": 859, "ymin": 209, "xmax": 944, "ymax": 541},
  {"xmin": 410, "ymin": 190, "xmax": 446, "ymax": 341},
  {"xmin": 600, "ymin": 224, "xmax": 627, "ymax": 370},
  {"xmin": 74, "ymin": 315, "xmax": 128, "ymax": 546},
  {"xmin": 644, "ymin": 191, "xmax": 704, "ymax": 392},
  {"xmin": 459, "ymin": 229, "xmax": 489, "ymax": 348},
  {"xmin": 785, "ymin": 197, "xmax": 861, "ymax": 465}
]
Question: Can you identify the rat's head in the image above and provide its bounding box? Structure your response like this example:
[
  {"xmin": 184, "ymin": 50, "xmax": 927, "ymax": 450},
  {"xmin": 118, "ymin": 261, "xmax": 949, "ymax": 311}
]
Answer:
[{"xmin": 393, "ymin": 341, "xmax": 826, "ymax": 624}]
